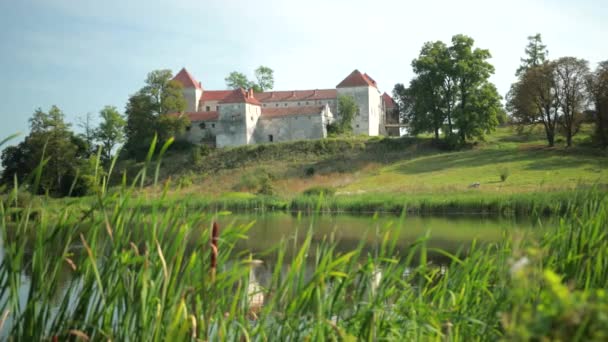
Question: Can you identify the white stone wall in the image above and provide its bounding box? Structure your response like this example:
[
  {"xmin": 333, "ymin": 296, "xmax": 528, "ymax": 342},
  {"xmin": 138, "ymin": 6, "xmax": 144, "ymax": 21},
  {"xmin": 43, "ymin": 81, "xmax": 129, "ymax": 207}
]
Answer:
[{"xmin": 254, "ymin": 114, "xmax": 325, "ymax": 144}]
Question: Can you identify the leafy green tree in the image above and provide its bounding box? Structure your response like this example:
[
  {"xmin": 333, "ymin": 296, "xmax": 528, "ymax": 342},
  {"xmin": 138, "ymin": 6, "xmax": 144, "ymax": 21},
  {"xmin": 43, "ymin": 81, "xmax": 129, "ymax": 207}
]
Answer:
[
  {"xmin": 0, "ymin": 106, "xmax": 95, "ymax": 196},
  {"xmin": 587, "ymin": 61, "xmax": 608, "ymax": 147},
  {"xmin": 254, "ymin": 66, "xmax": 274, "ymax": 91},
  {"xmin": 124, "ymin": 70, "xmax": 188, "ymax": 158},
  {"xmin": 225, "ymin": 71, "xmax": 252, "ymax": 90},
  {"xmin": 94, "ymin": 106, "xmax": 126, "ymax": 164},
  {"xmin": 449, "ymin": 35, "xmax": 499, "ymax": 142},
  {"xmin": 78, "ymin": 112, "xmax": 96, "ymax": 156},
  {"xmin": 337, "ymin": 95, "xmax": 358, "ymax": 133},
  {"xmin": 402, "ymin": 35, "xmax": 501, "ymax": 143},
  {"xmin": 225, "ymin": 66, "xmax": 275, "ymax": 92},
  {"xmin": 553, "ymin": 57, "xmax": 589, "ymax": 147}
]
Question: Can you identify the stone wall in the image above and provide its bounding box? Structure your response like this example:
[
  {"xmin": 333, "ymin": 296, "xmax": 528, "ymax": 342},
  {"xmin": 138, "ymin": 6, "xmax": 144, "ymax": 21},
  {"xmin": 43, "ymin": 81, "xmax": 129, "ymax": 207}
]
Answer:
[
  {"xmin": 182, "ymin": 88, "xmax": 202, "ymax": 112},
  {"xmin": 253, "ymin": 110, "xmax": 330, "ymax": 144},
  {"xmin": 183, "ymin": 120, "xmax": 218, "ymax": 145}
]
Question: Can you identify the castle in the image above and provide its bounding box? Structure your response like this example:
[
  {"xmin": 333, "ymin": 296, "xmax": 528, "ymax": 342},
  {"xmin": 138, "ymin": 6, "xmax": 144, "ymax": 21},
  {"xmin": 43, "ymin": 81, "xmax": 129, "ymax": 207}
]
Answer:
[{"xmin": 171, "ymin": 68, "xmax": 398, "ymax": 148}]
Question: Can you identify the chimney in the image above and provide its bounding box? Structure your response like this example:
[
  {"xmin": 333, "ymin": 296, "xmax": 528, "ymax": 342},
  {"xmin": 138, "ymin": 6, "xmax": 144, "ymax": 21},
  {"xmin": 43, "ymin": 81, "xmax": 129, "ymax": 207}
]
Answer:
[{"xmin": 248, "ymin": 88, "xmax": 254, "ymax": 98}]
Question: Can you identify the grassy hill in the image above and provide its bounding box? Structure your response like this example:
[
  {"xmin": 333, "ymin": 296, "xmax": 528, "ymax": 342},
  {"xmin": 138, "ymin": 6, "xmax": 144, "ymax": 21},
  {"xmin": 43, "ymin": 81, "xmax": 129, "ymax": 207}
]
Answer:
[{"xmin": 120, "ymin": 124, "xmax": 607, "ymax": 215}]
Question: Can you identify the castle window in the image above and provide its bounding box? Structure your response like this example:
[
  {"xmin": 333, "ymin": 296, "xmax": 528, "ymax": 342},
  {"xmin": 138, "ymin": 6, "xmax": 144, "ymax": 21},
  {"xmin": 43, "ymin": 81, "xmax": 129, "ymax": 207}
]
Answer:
[
  {"xmin": 206, "ymin": 106, "xmax": 210, "ymax": 111},
  {"xmin": 186, "ymin": 126, "xmax": 191, "ymax": 132},
  {"xmin": 199, "ymin": 122, "xmax": 206, "ymax": 129},
  {"xmin": 216, "ymin": 106, "xmax": 219, "ymax": 111},
  {"xmin": 275, "ymin": 103, "xmax": 279, "ymax": 107},
  {"xmin": 297, "ymin": 102, "xmax": 300, "ymax": 106},
  {"xmin": 263, "ymin": 104, "xmax": 267, "ymax": 107},
  {"xmin": 284, "ymin": 103, "xmax": 288, "ymax": 107},
  {"xmin": 268, "ymin": 134, "xmax": 274, "ymax": 142},
  {"xmin": 211, "ymin": 123, "xmax": 215, "ymax": 128},
  {"xmin": 250, "ymin": 116, "xmax": 253, "ymax": 121},
  {"xmin": 356, "ymin": 124, "xmax": 359, "ymax": 128},
  {"xmin": 305, "ymin": 101, "xmax": 309, "ymax": 105}
]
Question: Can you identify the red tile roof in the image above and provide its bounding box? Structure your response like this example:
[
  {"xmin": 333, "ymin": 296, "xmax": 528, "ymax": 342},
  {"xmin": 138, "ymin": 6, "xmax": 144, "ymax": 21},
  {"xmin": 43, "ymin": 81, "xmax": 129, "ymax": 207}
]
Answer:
[
  {"xmin": 261, "ymin": 105, "xmax": 325, "ymax": 119},
  {"xmin": 219, "ymin": 88, "xmax": 262, "ymax": 105},
  {"xmin": 200, "ymin": 90, "xmax": 232, "ymax": 102},
  {"xmin": 172, "ymin": 68, "xmax": 202, "ymax": 89},
  {"xmin": 336, "ymin": 69, "xmax": 378, "ymax": 88},
  {"xmin": 382, "ymin": 92, "xmax": 396, "ymax": 108},
  {"xmin": 254, "ymin": 89, "xmax": 337, "ymax": 102},
  {"xmin": 167, "ymin": 111, "xmax": 219, "ymax": 121}
]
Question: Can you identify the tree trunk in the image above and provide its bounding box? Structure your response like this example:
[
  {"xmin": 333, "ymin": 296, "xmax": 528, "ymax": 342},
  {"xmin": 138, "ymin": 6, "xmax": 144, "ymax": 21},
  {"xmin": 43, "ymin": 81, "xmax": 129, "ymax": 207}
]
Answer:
[
  {"xmin": 434, "ymin": 127, "xmax": 439, "ymax": 140},
  {"xmin": 566, "ymin": 131, "xmax": 572, "ymax": 147}
]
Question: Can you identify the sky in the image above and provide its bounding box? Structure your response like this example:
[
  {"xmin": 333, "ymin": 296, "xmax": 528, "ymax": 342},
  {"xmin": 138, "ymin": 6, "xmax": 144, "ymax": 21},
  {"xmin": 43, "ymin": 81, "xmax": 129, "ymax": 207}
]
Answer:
[{"xmin": 0, "ymin": 0, "xmax": 606, "ymax": 142}]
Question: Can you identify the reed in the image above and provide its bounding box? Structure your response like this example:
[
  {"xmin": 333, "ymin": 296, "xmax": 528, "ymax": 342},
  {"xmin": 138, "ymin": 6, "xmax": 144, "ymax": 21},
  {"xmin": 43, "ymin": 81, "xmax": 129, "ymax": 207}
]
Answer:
[{"xmin": 0, "ymin": 140, "xmax": 606, "ymax": 340}]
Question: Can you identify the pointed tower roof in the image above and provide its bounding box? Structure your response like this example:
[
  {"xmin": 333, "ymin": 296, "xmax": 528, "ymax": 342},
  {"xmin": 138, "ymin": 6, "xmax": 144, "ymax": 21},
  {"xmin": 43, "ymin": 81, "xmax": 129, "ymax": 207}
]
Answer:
[
  {"xmin": 336, "ymin": 69, "xmax": 378, "ymax": 88},
  {"xmin": 382, "ymin": 92, "xmax": 396, "ymax": 108},
  {"xmin": 219, "ymin": 88, "xmax": 261, "ymax": 105},
  {"xmin": 172, "ymin": 67, "xmax": 202, "ymax": 89}
]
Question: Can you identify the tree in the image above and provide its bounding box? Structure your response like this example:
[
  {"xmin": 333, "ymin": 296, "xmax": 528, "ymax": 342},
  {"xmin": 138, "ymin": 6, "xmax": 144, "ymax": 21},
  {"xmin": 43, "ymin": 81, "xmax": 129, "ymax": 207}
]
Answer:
[
  {"xmin": 516, "ymin": 34, "xmax": 548, "ymax": 76},
  {"xmin": 225, "ymin": 66, "xmax": 275, "ymax": 92},
  {"xmin": 402, "ymin": 35, "xmax": 501, "ymax": 144},
  {"xmin": 510, "ymin": 63, "xmax": 560, "ymax": 146},
  {"xmin": 94, "ymin": 106, "xmax": 126, "ymax": 164},
  {"xmin": 327, "ymin": 95, "xmax": 358, "ymax": 135},
  {"xmin": 124, "ymin": 69, "xmax": 188, "ymax": 158},
  {"xmin": 0, "ymin": 106, "xmax": 92, "ymax": 196},
  {"xmin": 225, "ymin": 71, "xmax": 252, "ymax": 90},
  {"xmin": 449, "ymin": 35, "xmax": 499, "ymax": 143},
  {"xmin": 407, "ymin": 41, "xmax": 454, "ymax": 139},
  {"xmin": 78, "ymin": 112, "xmax": 96, "ymax": 156},
  {"xmin": 553, "ymin": 57, "xmax": 589, "ymax": 147},
  {"xmin": 254, "ymin": 66, "xmax": 274, "ymax": 91},
  {"xmin": 587, "ymin": 61, "xmax": 608, "ymax": 147}
]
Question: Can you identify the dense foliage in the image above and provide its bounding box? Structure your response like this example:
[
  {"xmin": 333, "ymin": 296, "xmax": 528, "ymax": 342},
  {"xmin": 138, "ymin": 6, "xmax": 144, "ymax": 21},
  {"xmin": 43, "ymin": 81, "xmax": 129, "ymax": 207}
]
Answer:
[
  {"xmin": 394, "ymin": 35, "xmax": 504, "ymax": 144},
  {"xmin": 507, "ymin": 34, "xmax": 606, "ymax": 148},
  {"xmin": 225, "ymin": 65, "xmax": 275, "ymax": 92}
]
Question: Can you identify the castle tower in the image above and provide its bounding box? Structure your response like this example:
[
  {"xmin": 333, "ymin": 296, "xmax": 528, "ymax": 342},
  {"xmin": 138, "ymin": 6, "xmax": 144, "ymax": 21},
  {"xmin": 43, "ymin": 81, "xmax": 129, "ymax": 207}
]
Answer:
[
  {"xmin": 172, "ymin": 67, "xmax": 203, "ymax": 112},
  {"xmin": 216, "ymin": 88, "xmax": 262, "ymax": 147},
  {"xmin": 336, "ymin": 70, "xmax": 382, "ymax": 136}
]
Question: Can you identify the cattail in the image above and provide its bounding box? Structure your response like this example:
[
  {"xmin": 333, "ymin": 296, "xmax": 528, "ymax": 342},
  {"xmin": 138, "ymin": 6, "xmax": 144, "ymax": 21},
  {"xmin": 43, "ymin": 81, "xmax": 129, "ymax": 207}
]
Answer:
[{"xmin": 210, "ymin": 222, "xmax": 219, "ymax": 282}]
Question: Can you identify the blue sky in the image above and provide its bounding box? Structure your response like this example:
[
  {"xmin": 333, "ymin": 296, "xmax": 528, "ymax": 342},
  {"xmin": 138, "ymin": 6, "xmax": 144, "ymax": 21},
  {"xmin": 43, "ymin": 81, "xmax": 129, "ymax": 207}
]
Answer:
[{"xmin": 0, "ymin": 0, "xmax": 606, "ymax": 141}]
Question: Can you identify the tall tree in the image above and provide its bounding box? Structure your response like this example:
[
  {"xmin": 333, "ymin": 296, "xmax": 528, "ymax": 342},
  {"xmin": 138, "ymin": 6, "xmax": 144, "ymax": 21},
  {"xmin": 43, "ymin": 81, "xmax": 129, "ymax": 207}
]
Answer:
[
  {"xmin": 510, "ymin": 63, "xmax": 560, "ymax": 146},
  {"xmin": 225, "ymin": 71, "xmax": 252, "ymax": 90},
  {"xmin": 449, "ymin": 35, "xmax": 498, "ymax": 143},
  {"xmin": 78, "ymin": 112, "xmax": 96, "ymax": 156},
  {"xmin": 587, "ymin": 61, "xmax": 608, "ymax": 147},
  {"xmin": 124, "ymin": 70, "xmax": 188, "ymax": 158},
  {"xmin": 553, "ymin": 57, "xmax": 589, "ymax": 147},
  {"xmin": 516, "ymin": 34, "xmax": 548, "ymax": 76},
  {"xmin": 1, "ymin": 106, "xmax": 85, "ymax": 195},
  {"xmin": 254, "ymin": 66, "xmax": 274, "ymax": 91},
  {"xmin": 94, "ymin": 106, "xmax": 126, "ymax": 164},
  {"xmin": 337, "ymin": 95, "xmax": 357, "ymax": 133},
  {"xmin": 409, "ymin": 41, "xmax": 454, "ymax": 138},
  {"xmin": 225, "ymin": 66, "xmax": 275, "ymax": 92}
]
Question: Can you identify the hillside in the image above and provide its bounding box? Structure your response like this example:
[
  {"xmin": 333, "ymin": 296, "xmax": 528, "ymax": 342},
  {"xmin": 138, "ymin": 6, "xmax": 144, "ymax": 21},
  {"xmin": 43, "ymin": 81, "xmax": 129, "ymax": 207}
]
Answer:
[{"xmin": 142, "ymin": 125, "xmax": 606, "ymax": 197}]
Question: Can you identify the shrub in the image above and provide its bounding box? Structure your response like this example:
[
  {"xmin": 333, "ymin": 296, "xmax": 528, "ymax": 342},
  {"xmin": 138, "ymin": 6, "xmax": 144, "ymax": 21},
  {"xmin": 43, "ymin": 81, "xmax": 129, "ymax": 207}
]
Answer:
[
  {"xmin": 302, "ymin": 186, "xmax": 336, "ymax": 197},
  {"xmin": 499, "ymin": 167, "xmax": 510, "ymax": 182},
  {"xmin": 305, "ymin": 167, "xmax": 315, "ymax": 177}
]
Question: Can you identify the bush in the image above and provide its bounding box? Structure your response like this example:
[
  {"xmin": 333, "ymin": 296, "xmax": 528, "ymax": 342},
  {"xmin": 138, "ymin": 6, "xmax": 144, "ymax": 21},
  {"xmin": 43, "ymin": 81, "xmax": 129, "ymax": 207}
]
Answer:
[
  {"xmin": 305, "ymin": 167, "xmax": 315, "ymax": 177},
  {"xmin": 302, "ymin": 186, "xmax": 336, "ymax": 197},
  {"xmin": 499, "ymin": 167, "xmax": 510, "ymax": 182}
]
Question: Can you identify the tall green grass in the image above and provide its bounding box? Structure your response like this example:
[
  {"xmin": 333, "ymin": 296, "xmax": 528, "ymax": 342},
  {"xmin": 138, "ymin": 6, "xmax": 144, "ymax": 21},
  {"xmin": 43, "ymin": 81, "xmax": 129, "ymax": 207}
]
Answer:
[{"xmin": 0, "ymin": 138, "xmax": 607, "ymax": 340}]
